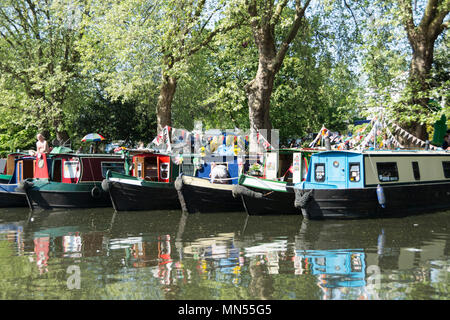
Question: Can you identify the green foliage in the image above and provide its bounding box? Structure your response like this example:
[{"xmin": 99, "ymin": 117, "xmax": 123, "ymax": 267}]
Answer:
[
  {"xmin": 1, "ymin": 0, "xmax": 446, "ymax": 152},
  {"xmin": 65, "ymin": 92, "xmax": 157, "ymax": 150}
]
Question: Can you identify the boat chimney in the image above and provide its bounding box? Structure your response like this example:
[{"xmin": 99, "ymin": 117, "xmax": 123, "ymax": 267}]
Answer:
[{"xmin": 325, "ymin": 136, "xmax": 331, "ymax": 150}]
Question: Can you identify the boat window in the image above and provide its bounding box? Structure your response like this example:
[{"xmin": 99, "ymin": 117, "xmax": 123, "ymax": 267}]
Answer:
[
  {"xmin": 412, "ymin": 161, "xmax": 420, "ymax": 180},
  {"xmin": 181, "ymin": 163, "xmax": 195, "ymax": 176},
  {"xmin": 349, "ymin": 163, "xmax": 360, "ymax": 182},
  {"xmin": 376, "ymin": 162, "xmax": 399, "ymax": 182},
  {"xmin": 63, "ymin": 161, "xmax": 80, "ymax": 179},
  {"xmin": 314, "ymin": 163, "xmax": 325, "ymax": 182},
  {"xmin": 443, "ymin": 162, "xmax": 450, "ymax": 179},
  {"xmin": 160, "ymin": 162, "xmax": 170, "ymax": 180},
  {"xmin": 144, "ymin": 157, "xmax": 158, "ymax": 181},
  {"xmin": 101, "ymin": 162, "xmax": 125, "ymax": 178}
]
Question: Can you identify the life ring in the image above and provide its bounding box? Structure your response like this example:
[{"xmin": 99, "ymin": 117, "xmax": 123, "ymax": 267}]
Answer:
[{"xmin": 91, "ymin": 186, "xmax": 102, "ymax": 199}]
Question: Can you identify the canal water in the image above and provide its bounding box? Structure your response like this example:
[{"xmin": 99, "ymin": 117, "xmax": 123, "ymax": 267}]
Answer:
[{"xmin": 0, "ymin": 207, "xmax": 449, "ymax": 300}]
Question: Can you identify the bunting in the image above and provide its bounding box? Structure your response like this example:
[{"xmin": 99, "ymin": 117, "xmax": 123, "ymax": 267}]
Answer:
[
  {"xmin": 150, "ymin": 125, "xmax": 172, "ymax": 152},
  {"xmin": 389, "ymin": 122, "xmax": 438, "ymax": 150},
  {"xmin": 309, "ymin": 125, "xmax": 327, "ymax": 147},
  {"xmin": 385, "ymin": 124, "xmax": 404, "ymax": 149},
  {"xmin": 253, "ymin": 125, "xmax": 274, "ymax": 151}
]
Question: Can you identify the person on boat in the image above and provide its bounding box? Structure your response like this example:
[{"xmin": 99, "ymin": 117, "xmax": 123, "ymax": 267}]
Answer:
[
  {"xmin": 210, "ymin": 162, "xmax": 229, "ymax": 184},
  {"xmin": 137, "ymin": 141, "xmax": 146, "ymax": 150},
  {"xmin": 29, "ymin": 133, "xmax": 49, "ymax": 156}
]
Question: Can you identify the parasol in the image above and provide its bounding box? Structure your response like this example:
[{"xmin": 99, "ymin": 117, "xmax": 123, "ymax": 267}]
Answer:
[{"xmin": 81, "ymin": 133, "xmax": 105, "ymax": 142}]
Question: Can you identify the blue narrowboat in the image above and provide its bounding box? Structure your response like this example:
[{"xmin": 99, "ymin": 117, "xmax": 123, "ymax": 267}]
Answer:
[
  {"xmin": 0, "ymin": 153, "xmax": 40, "ymax": 207},
  {"xmin": 294, "ymin": 150, "xmax": 450, "ymax": 219},
  {"xmin": 175, "ymin": 155, "xmax": 245, "ymax": 214}
]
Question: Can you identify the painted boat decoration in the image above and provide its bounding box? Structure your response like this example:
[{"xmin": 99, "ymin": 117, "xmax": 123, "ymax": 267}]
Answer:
[
  {"xmin": 20, "ymin": 153, "xmax": 125, "ymax": 210},
  {"xmin": 232, "ymin": 148, "xmax": 317, "ymax": 215},
  {"xmin": 293, "ymin": 150, "xmax": 450, "ymax": 219},
  {"xmin": 0, "ymin": 153, "xmax": 39, "ymax": 207},
  {"xmin": 175, "ymin": 155, "xmax": 245, "ymax": 214},
  {"xmin": 101, "ymin": 150, "xmax": 180, "ymax": 211}
]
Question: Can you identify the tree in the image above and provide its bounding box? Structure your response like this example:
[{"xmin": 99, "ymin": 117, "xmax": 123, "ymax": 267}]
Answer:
[
  {"xmin": 242, "ymin": 0, "xmax": 311, "ymax": 134},
  {"xmin": 80, "ymin": 0, "xmax": 240, "ymax": 134},
  {"xmin": 0, "ymin": 0, "xmax": 88, "ymax": 144},
  {"xmin": 397, "ymin": 0, "xmax": 449, "ymax": 140}
]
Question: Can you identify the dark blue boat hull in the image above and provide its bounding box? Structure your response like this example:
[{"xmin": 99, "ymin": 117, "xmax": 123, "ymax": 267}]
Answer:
[
  {"xmin": 294, "ymin": 182, "xmax": 450, "ymax": 219},
  {"xmin": 0, "ymin": 184, "xmax": 28, "ymax": 207}
]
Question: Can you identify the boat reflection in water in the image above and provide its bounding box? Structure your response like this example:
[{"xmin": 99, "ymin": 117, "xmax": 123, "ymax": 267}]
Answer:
[
  {"xmin": 0, "ymin": 209, "xmax": 449, "ymax": 299},
  {"xmin": 294, "ymin": 249, "xmax": 366, "ymax": 299}
]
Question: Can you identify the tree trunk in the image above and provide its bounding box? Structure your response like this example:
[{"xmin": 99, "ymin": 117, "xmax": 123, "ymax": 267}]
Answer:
[
  {"xmin": 245, "ymin": 0, "xmax": 311, "ymax": 147},
  {"xmin": 401, "ymin": 38, "xmax": 435, "ymax": 143},
  {"xmin": 156, "ymin": 74, "xmax": 177, "ymax": 133},
  {"xmin": 398, "ymin": 0, "xmax": 449, "ymax": 144},
  {"xmin": 56, "ymin": 130, "xmax": 70, "ymax": 146},
  {"xmin": 246, "ymin": 66, "xmax": 275, "ymax": 132}
]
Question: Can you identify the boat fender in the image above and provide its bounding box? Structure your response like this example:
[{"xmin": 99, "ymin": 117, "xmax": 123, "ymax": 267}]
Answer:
[
  {"xmin": 231, "ymin": 185, "xmax": 263, "ymax": 199},
  {"xmin": 91, "ymin": 186, "xmax": 102, "ymax": 199},
  {"xmin": 16, "ymin": 179, "xmax": 34, "ymax": 192},
  {"xmin": 174, "ymin": 176, "xmax": 183, "ymax": 191},
  {"xmin": 376, "ymin": 184, "xmax": 386, "ymax": 208},
  {"xmin": 101, "ymin": 179, "xmax": 110, "ymax": 193},
  {"xmin": 294, "ymin": 190, "xmax": 313, "ymax": 209}
]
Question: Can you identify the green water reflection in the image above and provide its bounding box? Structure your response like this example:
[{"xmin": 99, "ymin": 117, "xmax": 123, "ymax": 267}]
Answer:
[{"xmin": 0, "ymin": 207, "xmax": 449, "ymax": 300}]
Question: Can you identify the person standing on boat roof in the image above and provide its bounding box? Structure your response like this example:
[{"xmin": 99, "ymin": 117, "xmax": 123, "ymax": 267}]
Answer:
[
  {"xmin": 36, "ymin": 134, "xmax": 49, "ymax": 154},
  {"xmin": 29, "ymin": 133, "xmax": 49, "ymax": 155}
]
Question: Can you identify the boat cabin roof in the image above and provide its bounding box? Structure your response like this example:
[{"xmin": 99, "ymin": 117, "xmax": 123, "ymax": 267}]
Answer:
[
  {"xmin": 312, "ymin": 149, "xmax": 450, "ymax": 157},
  {"xmin": 300, "ymin": 149, "xmax": 450, "ymax": 190}
]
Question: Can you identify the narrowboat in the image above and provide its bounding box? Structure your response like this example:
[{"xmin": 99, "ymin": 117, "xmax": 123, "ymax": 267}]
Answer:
[
  {"xmin": 175, "ymin": 155, "xmax": 245, "ymax": 214},
  {"xmin": 232, "ymin": 148, "xmax": 317, "ymax": 215},
  {"xmin": 101, "ymin": 150, "xmax": 181, "ymax": 211},
  {"xmin": 294, "ymin": 150, "xmax": 450, "ymax": 219},
  {"xmin": 20, "ymin": 153, "xmax": 125, "ymax": 209},
  {"xmin": 0, "ymin": 153, "xmax": 37, "ymax": 207}
]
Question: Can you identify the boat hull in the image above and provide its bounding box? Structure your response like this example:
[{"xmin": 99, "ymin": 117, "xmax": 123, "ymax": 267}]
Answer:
[
  {"xmin": 234, "ymin": 185, "xmax": 297, "ymax": 215},
  {"xmin": 175, "ymin": 176, "xmax": 244, "ymax": 214},
  {"xmin": 103, "ymin": 178, "xmax": 180, "ymax": 211},
  {"xmin": 25, "ymin": 181, "xmax": 111, "ymax": 209},
  {"xmin": 0, "ymin": 185, "xmax": 28, "ymax": 207},
  {"xmin": 294, "ymin": 182, "xmax": 450, "ymax": 219}
]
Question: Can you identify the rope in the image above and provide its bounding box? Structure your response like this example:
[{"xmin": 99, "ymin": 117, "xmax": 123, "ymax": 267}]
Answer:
[{"xmin": 198, "ymin": 176, "xmax": 239, "ymax": 181}]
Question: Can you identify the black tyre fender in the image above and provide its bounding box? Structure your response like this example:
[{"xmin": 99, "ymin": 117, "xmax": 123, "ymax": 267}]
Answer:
[
  {"xmin": 16, "ymin": 179, "xmax": 34, "ymax": 192},
  {"xmin": 294, "ymin": 189, "xmax": 313, "ymax": 209},
  {"xmin": 91, "ymin": 185, "xmax": 102, "ymax": 199}
]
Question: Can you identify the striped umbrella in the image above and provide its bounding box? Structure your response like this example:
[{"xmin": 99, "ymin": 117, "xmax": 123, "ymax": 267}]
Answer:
[{"xmin": 81, "ymin": 133, "xmax": 105, "ymax": 142}]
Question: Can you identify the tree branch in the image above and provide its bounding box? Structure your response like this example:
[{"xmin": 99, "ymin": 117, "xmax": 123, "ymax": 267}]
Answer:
[
  {"xmin": 181, "ymin": 20, "xmax": 242, "ymax": 61},
  {"xmin": 343, "ymin": 0, "xmax": 360, "ymax": 36},
  {"xmin": 271, "ymin": 0, "xmax": 289, "ymax": 27},
  {"xmin": 273, "ymin": 0, "xmax": 310, "ymax": 72},
  {"xmin": 398, "ymin": 0, "xmax": 417, "ymax": 42},
  {"xmin": 419, "ymin": 0, "xmax": 439, "ymax": 28},
  {"xmin": 428, "ymin": 3, "xmax": 449, "ymax": 40}
]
